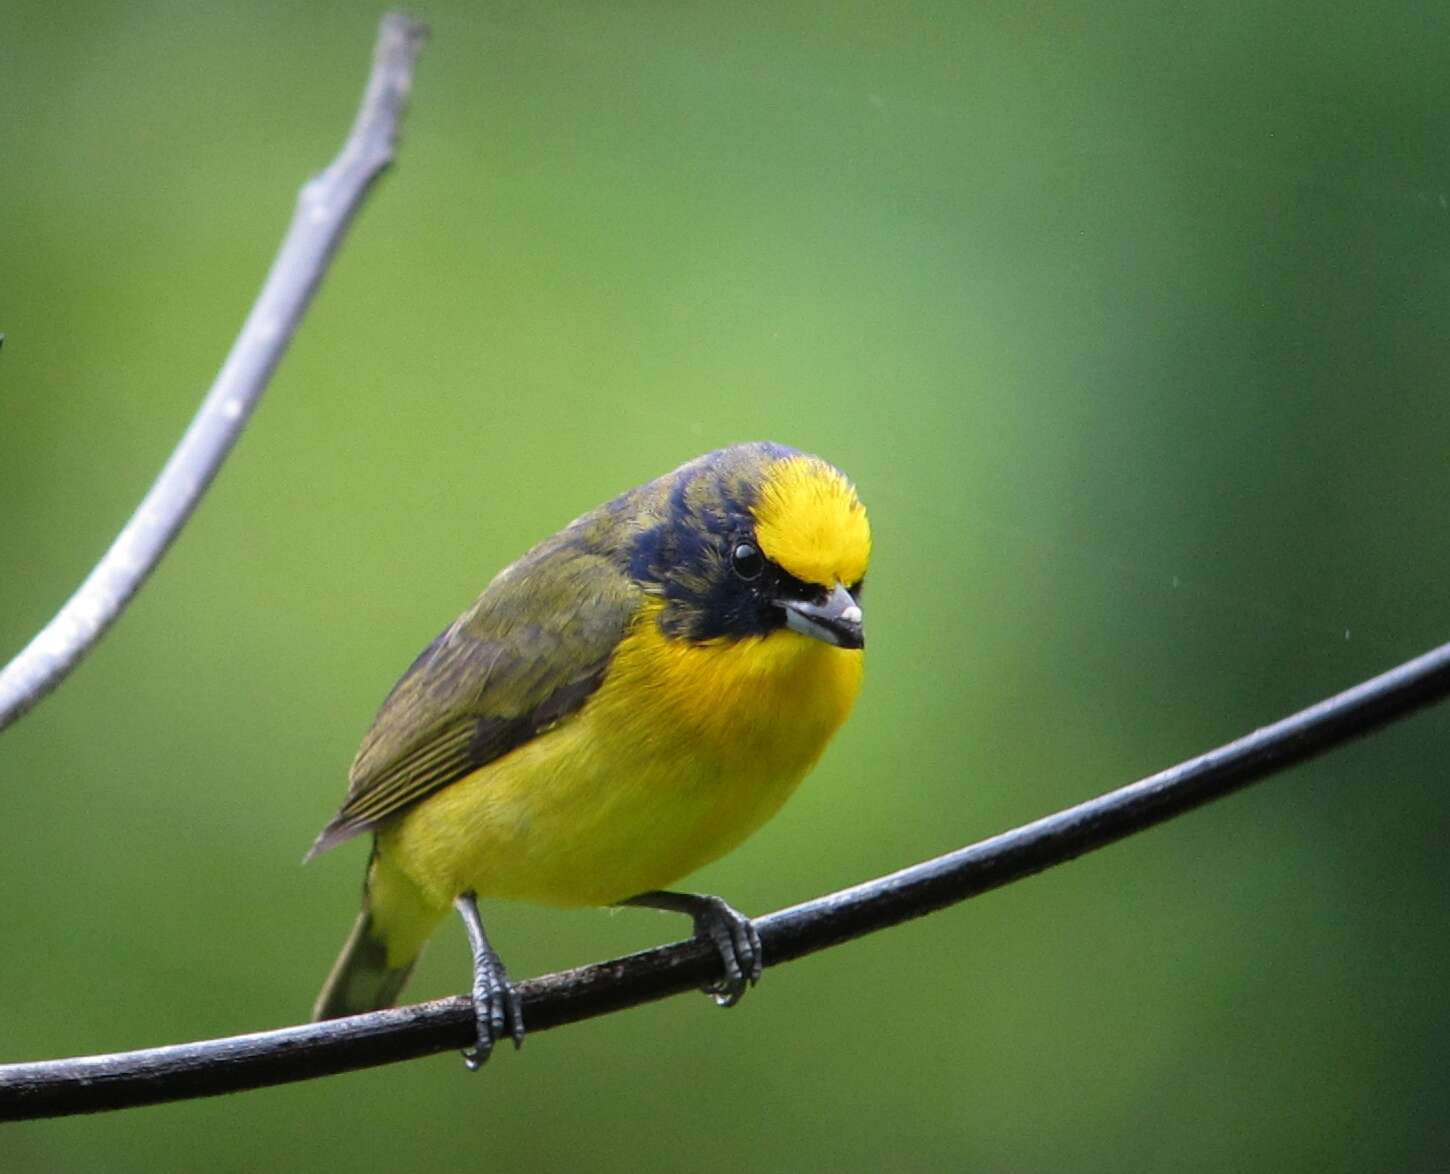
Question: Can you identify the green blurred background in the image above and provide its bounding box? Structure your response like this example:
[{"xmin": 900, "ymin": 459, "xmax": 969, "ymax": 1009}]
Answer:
[{"xmin": 4, "ymin": 2, "xmax": 1449, "ymax": 1169}]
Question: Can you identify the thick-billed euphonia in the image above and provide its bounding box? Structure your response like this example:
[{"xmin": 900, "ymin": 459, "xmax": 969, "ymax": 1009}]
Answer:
[{"xmin": 308, "ymin": 441, "xmax": 870, "ymax": 1064}]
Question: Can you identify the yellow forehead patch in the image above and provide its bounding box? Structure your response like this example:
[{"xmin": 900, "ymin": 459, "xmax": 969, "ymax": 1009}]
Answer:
[{"xmin": 751, "ymin": 456, "xmax": 870, "ymax": 588}]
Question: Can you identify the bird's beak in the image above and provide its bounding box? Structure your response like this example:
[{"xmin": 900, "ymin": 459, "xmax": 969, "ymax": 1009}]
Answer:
[{"xmin": 780, "ymin": 582, "xmax": 865, "ymax": 650}]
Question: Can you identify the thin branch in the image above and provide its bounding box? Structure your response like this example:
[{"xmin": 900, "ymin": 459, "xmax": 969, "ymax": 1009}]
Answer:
[
  {"xmin": 0, "ymin": 12, "xmax": 428, "ymax": 733},
  {"xmin": 4, "ymin": 636, "xmax": 1449, "ymax": 1120}
]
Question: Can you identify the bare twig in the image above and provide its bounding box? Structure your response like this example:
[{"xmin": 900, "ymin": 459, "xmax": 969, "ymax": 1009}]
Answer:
[
  {"xmin": 4, "ymin": 635, "xmax": 1448, "ymax": 1120},
  {"xmin": 0, "ymin": 11, "xmax": 428, "ymax": 733}
]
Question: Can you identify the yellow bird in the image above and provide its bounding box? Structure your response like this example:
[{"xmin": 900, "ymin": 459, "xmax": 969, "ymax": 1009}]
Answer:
[{"xmin": 308, "ymin": 442, "xmax": 870, "ymax": 1064}]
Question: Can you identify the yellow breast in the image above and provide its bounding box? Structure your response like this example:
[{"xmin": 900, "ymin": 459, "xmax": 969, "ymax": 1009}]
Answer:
[{"xmin": 380, "ymin": 600, "xmax": 863, "ymax": 911}]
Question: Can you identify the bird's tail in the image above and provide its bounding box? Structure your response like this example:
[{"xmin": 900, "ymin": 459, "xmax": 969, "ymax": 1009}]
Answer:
[
  {"xmin": 313, "ymin": 853, "xmax": 443, "ymax": 1020},
  {"xmin": 312, "ymin": 908, "xmax": 416, "ymax": 1020}
]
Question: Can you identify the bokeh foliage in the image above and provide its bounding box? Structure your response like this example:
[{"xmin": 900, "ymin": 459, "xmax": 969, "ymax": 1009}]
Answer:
[{"xmin": 3, "ymin": 2, "xmax": 1449, "ymax": 1169}]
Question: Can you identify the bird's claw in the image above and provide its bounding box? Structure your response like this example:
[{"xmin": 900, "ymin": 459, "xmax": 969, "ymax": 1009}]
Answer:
[
  {"xmin": 692, "ymin": 895, "xmax": 763, "ymax": 1008},
  {"xmin": 461, "ymin": 963, "xmax": 524, "ymax": 1070},
  {"xmin": 620, "ymin": 889, "xmax": 763, "ymax": 1009},
  {"xmin": 454, "ymin": 892, "xmax": 526, "ymax": 1070}
]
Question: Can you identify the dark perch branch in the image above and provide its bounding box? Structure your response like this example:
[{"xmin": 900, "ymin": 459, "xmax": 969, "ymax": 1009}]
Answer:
[
  {"xmin": 5, "ymin": 636, "xmax": 1449, "ymax": 1120},
  {"xmin": 0, "ymin": 12, "xmax": 428, "ymax": 733}
]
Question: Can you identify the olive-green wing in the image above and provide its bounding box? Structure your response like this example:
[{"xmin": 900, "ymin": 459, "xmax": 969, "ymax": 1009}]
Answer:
[{"xmin": 306, "ymin": 544, "xmax": 640, "ymax": 858}]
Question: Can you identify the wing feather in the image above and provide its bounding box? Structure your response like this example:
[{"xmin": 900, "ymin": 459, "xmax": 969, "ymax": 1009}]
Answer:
[{"xmin": 307, "ymin": 541, "xmax": 641, "ymax": 858}]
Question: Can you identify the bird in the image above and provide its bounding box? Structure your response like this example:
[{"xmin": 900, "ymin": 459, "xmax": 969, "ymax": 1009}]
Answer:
[{"xmin": 307, "ymin": 441, "xmax": 870, "ymax": 1066}]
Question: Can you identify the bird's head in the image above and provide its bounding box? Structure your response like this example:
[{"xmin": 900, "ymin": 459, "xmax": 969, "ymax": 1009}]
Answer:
[{"xmin": 629, "ymin": 442, "xmax": 870, "ymax": 648}]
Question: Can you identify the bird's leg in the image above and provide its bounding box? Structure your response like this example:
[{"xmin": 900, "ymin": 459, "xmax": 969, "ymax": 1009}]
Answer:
[
  {"xmin": 620, "ymin": 890, "xmax": 763, "ymax": 1007},
  {"xmin": 454, "ymin": 891, "xmax": 525, "ymax": 1069}
]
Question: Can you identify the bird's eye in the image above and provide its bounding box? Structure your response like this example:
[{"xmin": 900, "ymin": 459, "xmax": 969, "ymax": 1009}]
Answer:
[{"xmin": 731, "ymin": 542, "xmax": 765, "ymax": 580}]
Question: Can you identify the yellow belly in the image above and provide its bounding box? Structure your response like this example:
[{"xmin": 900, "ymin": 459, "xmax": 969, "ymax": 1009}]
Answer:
[{"xmin": 376, "ymin": 609, "xmax": 862, "ymax": 921}]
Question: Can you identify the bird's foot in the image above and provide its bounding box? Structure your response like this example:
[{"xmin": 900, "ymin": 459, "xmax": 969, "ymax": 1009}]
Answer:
[
  {"xmin": 691, "ymin": 894, "xmax": 763, "ymax": 1007},
  {"xmin": 455, "ymin": 892, "xmax": 526, "ymax": 1070},
  {"xmin": 622, "ymin": 890, "xmax": 763, "ymax": 1008},
  {"xmin": 462, "ymin": 952, "xmax": 525, "ymax": 1070}
]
